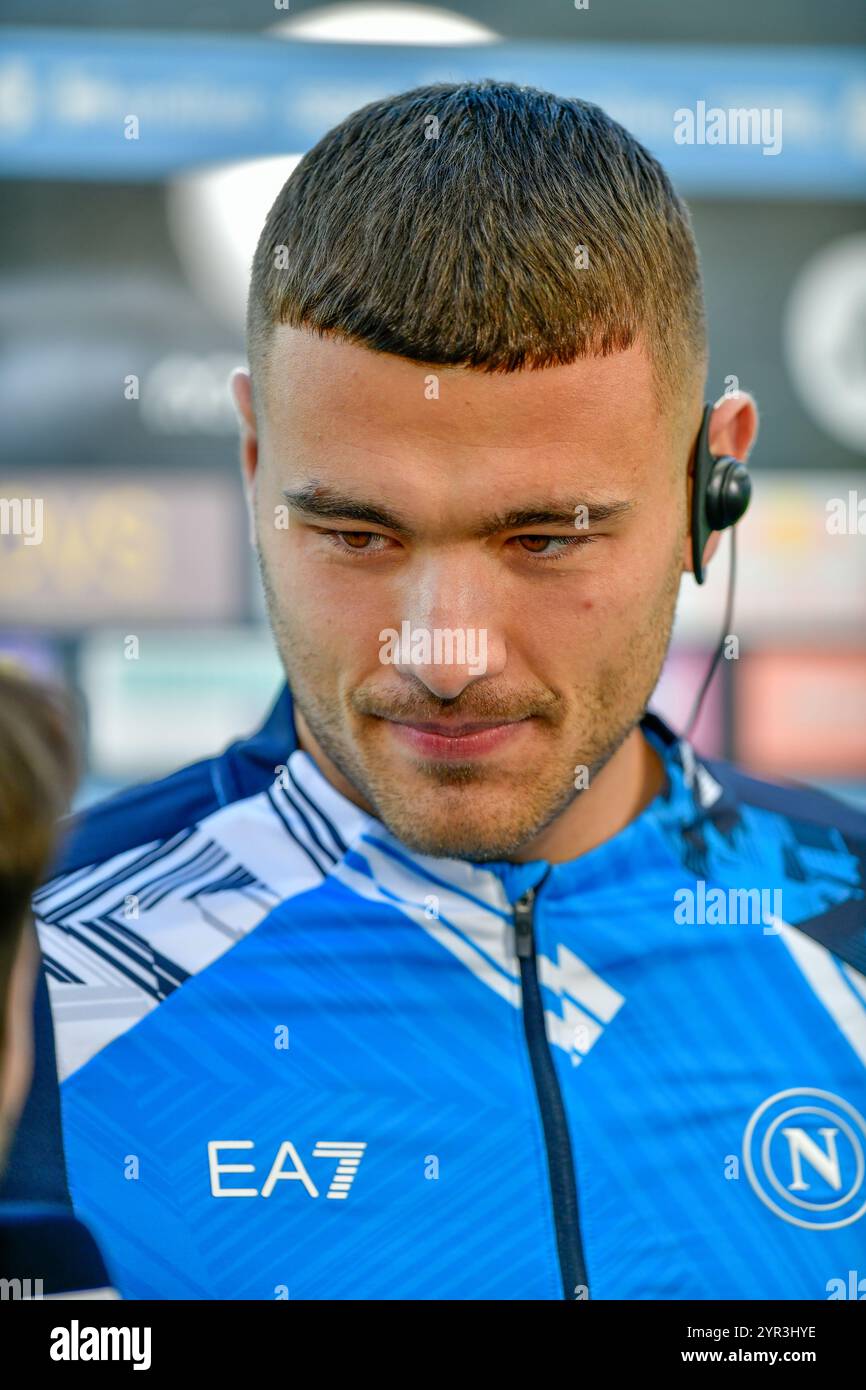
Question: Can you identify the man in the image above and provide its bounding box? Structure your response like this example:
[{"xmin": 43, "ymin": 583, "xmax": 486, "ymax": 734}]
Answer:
[
  {"xmin": 0, "ymin": 668, "xmax": 117, "ymax": 1299},
  {"xmin": 7, "ymin": 81, "xmax": 865, "ymax": 1299}
]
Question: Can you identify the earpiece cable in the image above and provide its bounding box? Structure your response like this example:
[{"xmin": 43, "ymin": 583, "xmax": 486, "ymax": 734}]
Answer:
[{"xmin": 684, "ymin": 527, "xmax": 737, "ymax": 740}]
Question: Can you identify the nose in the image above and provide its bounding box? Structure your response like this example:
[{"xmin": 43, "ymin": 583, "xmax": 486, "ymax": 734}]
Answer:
[{"xmin": 387, "ymin": 560, "xmax": 506, "ymax": 699}]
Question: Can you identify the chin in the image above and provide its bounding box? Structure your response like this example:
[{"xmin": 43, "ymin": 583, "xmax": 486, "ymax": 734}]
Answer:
[
  {"xmin": 388, "ymin": 829, "xmax": 516, "ymax": 861},
  {"xmin": 377, "ymin": 797, "xmax": 534, "ymax": 861},
  {"xmin": 365, "ymin": 755, "xmax": 563, "ymax": 855}
]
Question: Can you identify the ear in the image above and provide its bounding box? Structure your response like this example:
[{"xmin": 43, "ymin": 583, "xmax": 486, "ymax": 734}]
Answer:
[
  {"xmin": 682, "ymin": 390, "xmax": 759, "ymax": 579},
  {"xmin": 230, "ymin": 368, "xmax": 258, "ymax": 548},
  {"xmin": 708, "ymin": 389, "xmax": 759, "ymax": 464}
]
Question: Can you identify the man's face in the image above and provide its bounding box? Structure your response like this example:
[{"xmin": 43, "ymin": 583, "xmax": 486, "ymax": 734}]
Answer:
[{"xmin": 239, "ymin": 328, "xmax": 693, "ymax": 861}]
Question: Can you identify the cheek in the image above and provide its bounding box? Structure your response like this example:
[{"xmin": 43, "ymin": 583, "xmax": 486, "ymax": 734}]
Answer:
[
  {"xmin": 518, "ymin": 545, "xmax": 675, "ymax": 660},
  {"xmin": 283, "ymin": 554, "xmax": 393, "ymax": 669},
  {"xmin": 601, "ymin": 529, "xmax": 681, "ymax": 609},
  {"xmin": 510, "ymin": 592, "xmax": 606, "ymax": 678}
]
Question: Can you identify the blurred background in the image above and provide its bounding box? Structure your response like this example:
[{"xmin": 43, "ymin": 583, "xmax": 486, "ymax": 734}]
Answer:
[{"xmin": 1, "ymin": 0, "xmax": 864, "ymax": 810}]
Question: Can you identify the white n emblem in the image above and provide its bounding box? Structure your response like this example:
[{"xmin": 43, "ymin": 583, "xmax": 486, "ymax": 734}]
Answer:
[
  {"xmin": 781, "ymin": 1127, "xmax": 841, "ymax": 1192},
  {"xmin": 743, "ymin": 1089, "xmax": 866, "ymax": 1230}
]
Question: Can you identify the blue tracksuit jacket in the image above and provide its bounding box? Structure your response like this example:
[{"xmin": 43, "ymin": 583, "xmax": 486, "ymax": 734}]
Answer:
[{"xmin": 4, "ymin": 686, "xmax": 865, "ymax": 1299}]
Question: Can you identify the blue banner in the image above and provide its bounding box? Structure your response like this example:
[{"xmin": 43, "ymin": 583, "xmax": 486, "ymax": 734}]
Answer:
[{"xmin": 0, "ymin": 27, "xmax": 864, "ymax": 195}]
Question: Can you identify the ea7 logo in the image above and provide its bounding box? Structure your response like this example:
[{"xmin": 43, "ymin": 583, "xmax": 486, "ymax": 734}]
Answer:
[{"xmin": 208, "ymin": 1141, "xmax": 366, "ymax": 1200}]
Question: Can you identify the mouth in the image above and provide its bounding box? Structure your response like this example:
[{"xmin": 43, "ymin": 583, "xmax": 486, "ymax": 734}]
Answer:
[{"xmin": 380, "ymin": 715, "xmax": 533, "ymax": 760}]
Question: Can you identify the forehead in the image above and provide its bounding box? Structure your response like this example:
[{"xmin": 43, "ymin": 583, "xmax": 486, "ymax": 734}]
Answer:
[{"xmin": 259, "ymin": 326, "xmax": 671, "ymax": 497}]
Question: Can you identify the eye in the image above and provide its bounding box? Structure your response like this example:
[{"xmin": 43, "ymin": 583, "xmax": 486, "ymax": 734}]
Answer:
[
  {"xmin": 512, "ymin": 534, "xmax": 596, "ymax": 561},
  {"xmin": 339, "ymin": 531, "xmax": 376, "ymax": 550},
  {"xmin": 320, "ymin": 530, "xmax": 392, "ymax": 555}
]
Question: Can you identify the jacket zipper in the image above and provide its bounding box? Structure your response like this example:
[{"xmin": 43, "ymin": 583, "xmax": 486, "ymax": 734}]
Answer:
[{"xmin": 513, "ymin": 877, "xmax": 589, "ymax": 1300}]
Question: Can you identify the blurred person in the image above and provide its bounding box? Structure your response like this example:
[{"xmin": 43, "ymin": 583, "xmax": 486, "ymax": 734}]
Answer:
[
  {"xmin": 7, "ymin": 83, "xmax": 865, "ymax": 1300},
  {"xmin": 0, "ymin": 668, "xmax": 117, "ymax": 1299}
]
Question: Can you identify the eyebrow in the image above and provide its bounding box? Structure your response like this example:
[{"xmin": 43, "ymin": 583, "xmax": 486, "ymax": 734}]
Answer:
[{"xmin": 281, "ymin": 485, "xmax": 634, "ymax": 538}]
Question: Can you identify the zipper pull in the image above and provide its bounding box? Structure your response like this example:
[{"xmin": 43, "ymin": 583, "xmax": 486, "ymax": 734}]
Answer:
[{"xmin": 513, "ymin": 888, "xmax": 536, "ymax": 959}]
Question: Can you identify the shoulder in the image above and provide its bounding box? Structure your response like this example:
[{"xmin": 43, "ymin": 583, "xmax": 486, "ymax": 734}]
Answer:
[
  {"xmin": 682, "ymin": 748, "xmax": 865, "ymax": 974},
  {"xmin": 45, "ymin": 685, "xmax": 296, "ymax": 879},
  {"xmin": 644, "ymin": 715, "xmax": 864, "ymax": 968},
  {"xmin": 702, "ymin": 756, "xmax": 866, "ymax": 845},
  {"xmin": 28, "ymin": 685, "xmax": 309, "ymax": 1090}
]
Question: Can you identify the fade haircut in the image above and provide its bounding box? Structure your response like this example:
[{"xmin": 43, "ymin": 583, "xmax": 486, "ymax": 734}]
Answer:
[{"xmin": 246, "ymin": 79, "xmax": 707, "ymax": 427}]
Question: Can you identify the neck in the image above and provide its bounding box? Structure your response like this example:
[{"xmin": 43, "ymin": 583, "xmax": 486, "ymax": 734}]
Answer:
[{"xmin": 509, "ymin": 725, "xmax": 665, "ymax": 863}]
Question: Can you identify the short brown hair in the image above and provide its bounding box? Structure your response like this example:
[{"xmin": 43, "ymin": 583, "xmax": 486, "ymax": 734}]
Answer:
[
  {"xmin": 0, "ymin": 667, "xmax": 79, "ymax": 1043},
  {"xmin": 247, "ymin": 79, "xmax": 707, "ymax": 415}
]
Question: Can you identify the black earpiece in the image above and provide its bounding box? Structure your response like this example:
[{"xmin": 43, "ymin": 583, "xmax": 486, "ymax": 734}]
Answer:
[{"xmin": 690, "ymin": 403, "xmax": 752, "ymax": 585}]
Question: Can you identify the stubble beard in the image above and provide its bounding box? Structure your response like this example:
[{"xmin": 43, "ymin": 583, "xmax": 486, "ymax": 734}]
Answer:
[{"xmin": 257, "ymin": 545, "xmax": 682, "ymax": 861}]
